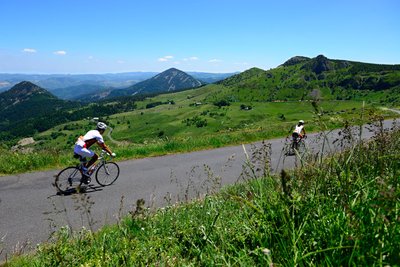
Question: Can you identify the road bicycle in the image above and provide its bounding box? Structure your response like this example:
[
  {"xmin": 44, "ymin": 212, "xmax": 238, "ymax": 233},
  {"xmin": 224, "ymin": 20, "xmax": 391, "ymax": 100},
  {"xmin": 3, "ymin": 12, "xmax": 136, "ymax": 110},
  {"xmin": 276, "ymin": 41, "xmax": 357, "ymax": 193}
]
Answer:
[
  {"xmin": 285, "ymin": 135, "xmax": 306, "ymax": 156},
  {"xmin": 55, "ymin": 150, "xmax": 120, "ymax": 194}
]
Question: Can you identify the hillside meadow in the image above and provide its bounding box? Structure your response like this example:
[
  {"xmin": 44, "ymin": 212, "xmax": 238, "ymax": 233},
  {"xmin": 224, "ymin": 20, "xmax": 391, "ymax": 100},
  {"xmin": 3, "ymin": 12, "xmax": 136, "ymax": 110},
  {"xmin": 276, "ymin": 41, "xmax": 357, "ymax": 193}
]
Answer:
[{"xmin": 0, "ymin": 88, "xmax": 397, "ymax": 175}]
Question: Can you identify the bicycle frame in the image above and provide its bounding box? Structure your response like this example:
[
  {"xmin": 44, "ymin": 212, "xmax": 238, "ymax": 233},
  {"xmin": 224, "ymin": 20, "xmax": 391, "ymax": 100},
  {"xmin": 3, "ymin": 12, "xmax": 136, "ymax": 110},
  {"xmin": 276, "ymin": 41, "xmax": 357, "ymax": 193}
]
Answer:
[
  {"xmin": 78, "ymin": 150, "xmax": 112, "ymax": 175},
  {"xmin": 284, "ymin": 135, "xmax": 307, "ymax": 157}
]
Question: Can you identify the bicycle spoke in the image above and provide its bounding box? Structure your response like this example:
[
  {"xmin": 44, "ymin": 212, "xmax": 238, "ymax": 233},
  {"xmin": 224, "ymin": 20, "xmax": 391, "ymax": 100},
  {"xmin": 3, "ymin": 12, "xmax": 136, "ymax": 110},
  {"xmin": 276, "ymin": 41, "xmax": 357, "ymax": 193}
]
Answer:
[
  {"xmin": 55, "ymin": 167, "xmax": 82, "ymax": 193},
  {"xmin": 95, "ymin": 162, "xmax": 120, "ymax": 186},
  {"xmin": 104, "ymin": 166, "xmax": 111, "ymax": 175}
]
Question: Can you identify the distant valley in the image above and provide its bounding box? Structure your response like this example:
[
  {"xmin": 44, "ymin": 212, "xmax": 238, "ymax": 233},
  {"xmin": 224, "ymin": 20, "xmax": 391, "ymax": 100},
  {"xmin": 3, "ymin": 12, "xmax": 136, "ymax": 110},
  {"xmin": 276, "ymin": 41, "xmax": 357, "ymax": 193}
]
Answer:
[{"xmin": 0, "ymin": 70, "xmax": 236, "ymax": 100}]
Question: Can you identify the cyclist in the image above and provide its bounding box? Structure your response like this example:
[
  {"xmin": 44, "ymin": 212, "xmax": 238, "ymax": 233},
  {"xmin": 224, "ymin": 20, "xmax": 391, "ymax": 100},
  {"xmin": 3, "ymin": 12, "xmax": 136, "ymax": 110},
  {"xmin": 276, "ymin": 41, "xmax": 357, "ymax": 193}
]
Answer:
[
  {"xmin": 74, "ymin": 122, "xmax": 116, "ymax": 183},
  {"xmin": 291, "ymin": 120, "xmax": 306, "ymax": 151}
]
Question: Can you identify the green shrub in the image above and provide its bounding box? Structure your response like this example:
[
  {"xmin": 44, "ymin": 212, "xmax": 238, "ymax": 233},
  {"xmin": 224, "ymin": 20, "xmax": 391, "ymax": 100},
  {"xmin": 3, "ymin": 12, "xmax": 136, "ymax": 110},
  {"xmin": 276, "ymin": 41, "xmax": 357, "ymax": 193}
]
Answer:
[{"xmin": 213, "ymin": 99, "xmax": 230, "ymax": 108}]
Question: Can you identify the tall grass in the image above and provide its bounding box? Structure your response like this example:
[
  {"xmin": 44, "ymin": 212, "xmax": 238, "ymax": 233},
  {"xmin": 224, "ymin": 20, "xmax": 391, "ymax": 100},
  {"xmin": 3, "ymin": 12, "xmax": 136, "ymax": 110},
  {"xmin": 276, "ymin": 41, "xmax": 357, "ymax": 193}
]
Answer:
[
  {"xmin": 0, "ymin": 149, "xmax": 73, "ymax": 175},
  {"xmin": 5, "ymin": 120, "xmax": 400, "ymax": 266},
  {"xmin": 0, "ymin": 127, "xmax": 283, "ymax": 175}
]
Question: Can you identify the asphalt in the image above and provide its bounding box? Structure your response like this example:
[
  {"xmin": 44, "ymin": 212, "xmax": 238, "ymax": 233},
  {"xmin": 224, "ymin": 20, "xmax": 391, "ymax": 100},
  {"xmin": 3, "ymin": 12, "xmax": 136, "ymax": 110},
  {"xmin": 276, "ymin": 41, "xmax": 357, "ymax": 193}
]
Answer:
[{"xmin": 0, "ymin": 118, "xmax": 398, "ymax": 262}]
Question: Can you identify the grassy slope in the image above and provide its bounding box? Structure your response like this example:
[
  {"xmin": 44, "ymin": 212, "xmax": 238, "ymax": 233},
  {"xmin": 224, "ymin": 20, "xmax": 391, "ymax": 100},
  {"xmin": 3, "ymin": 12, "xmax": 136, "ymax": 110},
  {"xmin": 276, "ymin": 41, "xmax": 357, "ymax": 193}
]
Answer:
[
  {"xmin": 6, "ymin": 122, "xmax": 400, "ymax": 266},
  {"xmin": 0, "ymin": 92, "xmax": 396, "ymax": 175},
  {"xmin": 34, "ymin": 79, "xmax": 396, "ymax": 149}
]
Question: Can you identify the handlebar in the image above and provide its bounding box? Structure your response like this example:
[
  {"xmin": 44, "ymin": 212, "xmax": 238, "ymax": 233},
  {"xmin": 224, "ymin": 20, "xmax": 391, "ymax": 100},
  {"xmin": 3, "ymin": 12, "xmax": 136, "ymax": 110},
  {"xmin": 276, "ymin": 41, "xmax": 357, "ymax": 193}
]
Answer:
[{"xmin": 100, "ymin": 150, "xmax": 116, "ymax": 158}]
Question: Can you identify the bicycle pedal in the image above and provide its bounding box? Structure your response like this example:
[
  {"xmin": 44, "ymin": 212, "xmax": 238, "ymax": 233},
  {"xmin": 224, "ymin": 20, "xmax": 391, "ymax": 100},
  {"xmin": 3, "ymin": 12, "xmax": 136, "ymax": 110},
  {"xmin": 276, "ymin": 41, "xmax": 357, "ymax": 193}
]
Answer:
[{"xmin": 81, "ymin": 176, "xmax": 91, "ymax": 184}]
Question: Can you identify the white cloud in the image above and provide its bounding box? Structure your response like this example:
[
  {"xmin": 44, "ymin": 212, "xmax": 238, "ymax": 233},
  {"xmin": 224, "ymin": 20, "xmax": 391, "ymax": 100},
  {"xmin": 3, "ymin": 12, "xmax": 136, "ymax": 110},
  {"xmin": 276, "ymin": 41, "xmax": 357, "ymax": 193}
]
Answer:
[
  {"xmin": 53, "ymin": 50, "xmax": 67, "ymax": 55},
  {"xmin": 22, "ymin": 48, "xmax": 37, "ymax": 53},
  {"xmin": 117, "ymin": 60, "xmax": 125, "ymax": 64},
  {"xmin": 209, "ymin": 59, "xmax": 222, "ymax": 63},
  {"xmin": 158, "ymin": 55, "xmax": 174, "ymax": 62}
]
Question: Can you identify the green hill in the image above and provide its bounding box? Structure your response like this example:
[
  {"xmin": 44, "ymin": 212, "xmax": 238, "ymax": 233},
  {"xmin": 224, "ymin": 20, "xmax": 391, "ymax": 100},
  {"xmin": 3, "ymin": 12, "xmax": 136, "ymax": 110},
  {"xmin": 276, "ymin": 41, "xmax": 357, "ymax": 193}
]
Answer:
[
  {"xmin": 0, "ymin": 82, "xmax": 137, "ymax": 142},
  {"xmin": 0, "ymin": 81, "xmax": 59, "ymax": 109},
  {"xmin": 214, "ymin": 55, "xmax": 400, "ymax": 103},
  {"xmin": 0, "ymin": 82, "xmax": 79, "ymax": 140}
]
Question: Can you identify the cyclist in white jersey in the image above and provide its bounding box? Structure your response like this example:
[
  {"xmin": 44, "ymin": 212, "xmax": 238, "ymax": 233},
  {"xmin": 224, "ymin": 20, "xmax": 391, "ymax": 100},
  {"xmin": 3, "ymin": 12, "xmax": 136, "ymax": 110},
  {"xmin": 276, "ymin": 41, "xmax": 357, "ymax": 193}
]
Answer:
[
  {"xmin": 74, "ymin": 122, "xmax": 115, "ymax": 182},
  {"xmin": 291, "ymin": 120, "xmax": 306, "ymax": 150}
]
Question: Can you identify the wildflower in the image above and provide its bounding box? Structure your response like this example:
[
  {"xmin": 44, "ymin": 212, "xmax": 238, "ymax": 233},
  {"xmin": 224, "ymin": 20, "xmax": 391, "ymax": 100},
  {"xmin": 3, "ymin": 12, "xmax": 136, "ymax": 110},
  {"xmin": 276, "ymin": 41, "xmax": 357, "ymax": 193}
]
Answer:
[
  {"xmin": 262, "ymin": 248, "xmax": 271, "ymax": 256},
  {"xmin": 261, "ymin": 248, "xmax": 274, "ymax": 267}
]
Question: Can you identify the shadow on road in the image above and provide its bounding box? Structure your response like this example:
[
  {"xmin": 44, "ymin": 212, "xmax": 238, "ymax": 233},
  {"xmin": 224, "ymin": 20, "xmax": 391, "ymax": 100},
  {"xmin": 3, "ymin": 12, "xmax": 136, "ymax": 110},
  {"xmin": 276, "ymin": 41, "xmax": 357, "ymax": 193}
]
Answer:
[{"xmin": 55, "ymin": 184, "xmax": 104, "ymax": 196}]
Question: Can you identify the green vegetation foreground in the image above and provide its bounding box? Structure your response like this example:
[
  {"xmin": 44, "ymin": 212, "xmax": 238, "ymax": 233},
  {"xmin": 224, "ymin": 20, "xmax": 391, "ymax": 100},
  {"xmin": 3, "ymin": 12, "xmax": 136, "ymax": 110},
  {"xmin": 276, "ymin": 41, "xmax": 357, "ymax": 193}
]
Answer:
[{"xmin": 6, "ymin": 122, "xmax": 400, "ymax": 266}]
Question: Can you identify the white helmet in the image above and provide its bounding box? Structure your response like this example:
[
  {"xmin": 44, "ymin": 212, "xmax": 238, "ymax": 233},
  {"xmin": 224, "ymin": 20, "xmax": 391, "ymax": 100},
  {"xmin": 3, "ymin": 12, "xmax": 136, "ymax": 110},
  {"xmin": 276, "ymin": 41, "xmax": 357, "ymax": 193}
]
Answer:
[
  {"xmin": 299, "ymin": 120, "xmax": 304, "ymax": 124},
  {"xmin": 97, "ymin": 122, "xmax": 107, "ymax": 130}
]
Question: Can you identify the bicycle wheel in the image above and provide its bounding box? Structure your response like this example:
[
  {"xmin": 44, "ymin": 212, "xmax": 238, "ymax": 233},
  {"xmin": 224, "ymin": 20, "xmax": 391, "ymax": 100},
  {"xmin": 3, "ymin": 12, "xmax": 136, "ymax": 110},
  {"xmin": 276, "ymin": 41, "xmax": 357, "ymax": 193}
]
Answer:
[
  {"xmin": 95, "ymin": 162, "xmax": 120, "ymax": 186},
  {"xmin": 297, "ymin": 141, "xmax": 306, "ymax": 156},
  {"xmin": 285, "ymin": 142, "xmax": 294, "ymax": 156},
  {"xmin": 55, "ymin": 166, "xmax": 82, "ymax": 193}
]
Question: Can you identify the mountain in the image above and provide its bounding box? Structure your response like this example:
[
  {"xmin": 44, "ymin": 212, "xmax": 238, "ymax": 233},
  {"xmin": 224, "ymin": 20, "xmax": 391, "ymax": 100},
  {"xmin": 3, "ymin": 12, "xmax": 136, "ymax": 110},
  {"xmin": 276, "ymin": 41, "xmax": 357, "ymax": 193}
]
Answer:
[
  {"xmin": 0, "ymin": 81, "xmax": 57, "ymax": 107},
  {"xmin": 0, "ymin": 82, "xmax": 80, "ymax": 140},
  {"xmin": 280, "ymin": 56, "xmax": 310, "ymax": 67},
  {"xmin": 214, "ymin": 55, "xmax": 400, "ymax": 103},
  {"xmin": 109, "ymin": 68, "xmax": 205, "ymax": 97},
  {"xmin": 0, "ymin": 81, "xmax": 75, "ymax": 114},
  {"xmin": 217, "ymin": 67, "xmax": 267, "ymax": 87}
]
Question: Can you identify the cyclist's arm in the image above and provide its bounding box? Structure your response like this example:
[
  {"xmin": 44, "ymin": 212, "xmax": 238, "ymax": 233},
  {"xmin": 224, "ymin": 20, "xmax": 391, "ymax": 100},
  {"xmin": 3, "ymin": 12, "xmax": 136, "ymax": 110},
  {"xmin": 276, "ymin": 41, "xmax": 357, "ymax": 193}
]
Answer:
[{"xmin": 98, "ymin": 142, "xmax": 113, "ymax": 155}]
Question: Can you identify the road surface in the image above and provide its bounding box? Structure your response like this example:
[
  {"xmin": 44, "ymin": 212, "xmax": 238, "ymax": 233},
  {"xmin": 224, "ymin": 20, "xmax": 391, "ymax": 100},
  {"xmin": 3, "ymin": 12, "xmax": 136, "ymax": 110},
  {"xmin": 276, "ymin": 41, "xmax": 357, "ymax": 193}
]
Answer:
[{"xmin": 0, "ymin": 118, "xmax": 398, "ymax": 261}]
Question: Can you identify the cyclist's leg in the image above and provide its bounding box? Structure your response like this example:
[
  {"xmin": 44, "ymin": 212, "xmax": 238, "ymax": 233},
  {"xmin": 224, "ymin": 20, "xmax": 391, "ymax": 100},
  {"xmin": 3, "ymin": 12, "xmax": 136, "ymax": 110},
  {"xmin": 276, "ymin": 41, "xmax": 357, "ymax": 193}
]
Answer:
[
  {"xmin": 291, "ymin": 133, "xmax": 298, "ymax": 150},
  {"xmin": 74, "ymin": 146, "xmax": 96, "ymax": 168},
  {"xmin": 74, "ymin": 145, "xmax": 87, "ymax": 157},
  {"xmin": 74, "ymin": 146, "xmax": 97, "ymax": 184},
  {"xmin": 85, "ymin": 152, "xmax": 98, "ymax": 169}
]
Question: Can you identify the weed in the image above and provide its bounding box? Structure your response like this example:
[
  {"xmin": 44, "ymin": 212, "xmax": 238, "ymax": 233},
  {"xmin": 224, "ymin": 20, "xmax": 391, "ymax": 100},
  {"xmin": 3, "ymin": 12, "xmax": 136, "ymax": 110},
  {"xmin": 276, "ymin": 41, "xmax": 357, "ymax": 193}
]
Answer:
[
  {"xmin": 130, "ymin": 199, "xmax": 146, "ymax": 219},
  {"xmin": 239, "ymin": 141, "xmax": 272, "ymax": 181},
  {"xmin": 72, "ymin": 194, "xmax": 97, "ymax": 233}
]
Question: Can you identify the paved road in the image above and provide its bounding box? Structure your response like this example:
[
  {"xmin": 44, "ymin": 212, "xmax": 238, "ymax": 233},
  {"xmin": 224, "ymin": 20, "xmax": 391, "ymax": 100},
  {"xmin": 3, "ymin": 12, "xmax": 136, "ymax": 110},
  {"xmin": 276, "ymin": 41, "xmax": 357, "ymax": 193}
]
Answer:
[{"xmin": 0, "ymin": 119, "xmax": 398, "ymax": 261}]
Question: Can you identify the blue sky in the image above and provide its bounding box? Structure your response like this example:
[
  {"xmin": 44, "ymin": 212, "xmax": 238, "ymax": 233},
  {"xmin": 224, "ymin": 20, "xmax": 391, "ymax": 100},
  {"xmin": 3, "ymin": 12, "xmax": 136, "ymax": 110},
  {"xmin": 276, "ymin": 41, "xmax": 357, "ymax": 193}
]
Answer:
[{"xmin": 0, "ymin": 0, "xmax": 399, "ymax": 74}]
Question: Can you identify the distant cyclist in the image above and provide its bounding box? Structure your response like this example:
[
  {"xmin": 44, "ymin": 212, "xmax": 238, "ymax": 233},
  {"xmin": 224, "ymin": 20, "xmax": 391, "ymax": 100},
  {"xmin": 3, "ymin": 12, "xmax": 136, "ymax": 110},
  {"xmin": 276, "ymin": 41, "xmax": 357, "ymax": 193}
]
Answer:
[
  {"xmin": 291, "ymin": 120, "xmax": 306, "ymax": 150},
  {"xmin": 74, "ymin": 122, "xmax": 116, "ymax": 183}
]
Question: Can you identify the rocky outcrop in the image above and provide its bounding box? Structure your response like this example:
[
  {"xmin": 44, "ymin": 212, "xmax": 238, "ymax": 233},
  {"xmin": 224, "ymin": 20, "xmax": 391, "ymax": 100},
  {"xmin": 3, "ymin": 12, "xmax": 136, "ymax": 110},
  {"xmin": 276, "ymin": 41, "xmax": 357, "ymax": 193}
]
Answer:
[{"xmin": 311, "ymin": 55, "xmax": 334, "ymax": 74}]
